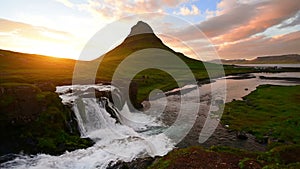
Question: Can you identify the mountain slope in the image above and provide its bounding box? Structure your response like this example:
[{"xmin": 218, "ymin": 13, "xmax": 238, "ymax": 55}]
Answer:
[{"xmin": 95, "ymin": 21, "xmax": 209, "ymax": 81}]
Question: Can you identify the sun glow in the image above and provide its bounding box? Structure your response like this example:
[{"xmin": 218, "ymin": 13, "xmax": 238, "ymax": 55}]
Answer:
[{"xmin": 6, "ymin": 37, "xmax": 82, "ymax": 60}]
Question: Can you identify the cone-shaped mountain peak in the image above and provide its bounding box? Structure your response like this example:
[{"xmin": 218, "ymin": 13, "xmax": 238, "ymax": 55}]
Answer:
[
  {"xmin": 128, "ymin": 21, "xmax": 154, "ymax": 37},
  {"xmin": 97, "ymin": 21, "xmax": 204, "ymax": 82}
]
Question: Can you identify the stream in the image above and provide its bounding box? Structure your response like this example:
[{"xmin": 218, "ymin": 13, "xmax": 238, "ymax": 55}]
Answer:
[{"xmin": 1, "ymin": 72, "xmax": 300, "ymax": 169}]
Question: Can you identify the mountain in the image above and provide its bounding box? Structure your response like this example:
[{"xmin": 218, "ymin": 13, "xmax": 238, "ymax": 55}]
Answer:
[
  {"xmin": 128, "ymin": 21, "xmax": 154, "ymax": 37},
  {"xmin": 92, "ymin": 21, "xmax": 216, "ymax": 102},
  {"xmin": 95, "ymin": 21, "xmax": 208, "ymax": 81},
  {"xmin": 210, "ymin": 54, "xmax": 300, "ymax": 65}
]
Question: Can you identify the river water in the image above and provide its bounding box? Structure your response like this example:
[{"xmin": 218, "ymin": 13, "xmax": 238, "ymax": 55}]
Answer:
[
  {"xmin": 1, "ymin": 72, "xmax": 300, "ymax": 169},
  {"xmin": 235, "ymin": 64, "xmax": 300, "ymax": 68}
]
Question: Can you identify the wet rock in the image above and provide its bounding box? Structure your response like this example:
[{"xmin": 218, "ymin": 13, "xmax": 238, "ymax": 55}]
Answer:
[
  {"xmin": 236, "ymin": 131, "xmax": 248, "ymax": 140},
  {"xmin": 0, "ymin": 153, "xmax": 21, "ymax": 164},
  {"xmin": 102, "ymin": 98, "xmax": 121, "ymax": 123},
  {"xmin": 107, "ymin": 157, "xmax": 156, "ymax": 169},
  {"xmin": 215, "ymin": 99, "xmax": 224, "ymax": 106},
  {"xmin": 226, "ymin": 74, "xmax": 256, "ymax": 80},
  {"xmin": 0, "ymin": 87, "xmax": 4, "ymax": 95}
]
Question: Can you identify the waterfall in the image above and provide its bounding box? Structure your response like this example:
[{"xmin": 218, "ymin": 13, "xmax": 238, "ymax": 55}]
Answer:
[
  {"xmin": 1, "ymin": 84, "xmax": 174, "ymax": 169},
  {"xmin": 73, "ymin": 98, "xmax": 120, "ymax": 137}
]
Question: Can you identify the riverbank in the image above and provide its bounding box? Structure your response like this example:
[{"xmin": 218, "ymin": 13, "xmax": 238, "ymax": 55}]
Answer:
[
  {"xmin": 109, "ymin": 84, "xmax": 300, "ymax": 169},
  {"xmin": 156, "ymin": 85, "xmax": 300, "ymax": 168}
]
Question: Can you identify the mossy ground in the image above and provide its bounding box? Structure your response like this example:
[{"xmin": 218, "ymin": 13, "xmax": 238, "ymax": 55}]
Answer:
[
  {"xmin": 149, "ymin": 145, "xmax": 300, "ymax": 169},
  {"xmin": 0, "ymin": 83, "xmax": 93, "ymax": 155},
  {"xmin": 222, "ymin": 85, "xmax": 300, "ymax": 144}
]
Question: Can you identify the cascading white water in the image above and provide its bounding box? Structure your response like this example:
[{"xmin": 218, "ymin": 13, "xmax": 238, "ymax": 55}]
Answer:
[
  {"xmin": 0, "ymin": 84, "xmax": 174, "ymax": 169},
  {"xmin": 3, "ymin": 73, "xmax": 299, "ymax": 169}
]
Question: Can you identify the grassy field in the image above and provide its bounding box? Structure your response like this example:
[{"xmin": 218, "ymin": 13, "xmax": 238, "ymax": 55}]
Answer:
[{"xmin": 222, "ymin": 85, "xmax": 300, "ymax": 145}]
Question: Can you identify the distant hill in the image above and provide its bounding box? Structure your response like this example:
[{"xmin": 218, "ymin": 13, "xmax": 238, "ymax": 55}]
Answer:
[{"xmin": 210, "ymin": 54, "xmax": 300, "ymax": 64}]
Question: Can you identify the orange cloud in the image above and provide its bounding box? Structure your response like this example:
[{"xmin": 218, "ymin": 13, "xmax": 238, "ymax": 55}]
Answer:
[
  {"xmin": 217, "ymin": 0, "xmax": 300, "ymax": 42},
  {"xmin": 169, "ymin": 0, "xmax": 300, "ymax": 60},
  {"xmin": 217, "ymin": 31, "xmax": 300, "ymax": 59}
]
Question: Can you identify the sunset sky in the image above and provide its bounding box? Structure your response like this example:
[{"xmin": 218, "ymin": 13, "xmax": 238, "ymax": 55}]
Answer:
[{"xmin": 0, "ymin": 0, "xmax": 299, "ymax": 60}]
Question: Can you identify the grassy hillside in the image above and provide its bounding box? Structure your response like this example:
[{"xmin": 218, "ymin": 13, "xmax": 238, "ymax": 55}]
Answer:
[{"xmin": 0, "ymin": 49, "xmax": 75, "ymax": 84}]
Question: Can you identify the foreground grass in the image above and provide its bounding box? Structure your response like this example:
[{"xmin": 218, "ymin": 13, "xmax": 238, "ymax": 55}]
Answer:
[
  {"xmin": 148, "ymin": 145, "xmax": 300, "ymax": 169},
  {"xmin": 222, "ymin": 85, "xmax": 300, "ymax": 144}
]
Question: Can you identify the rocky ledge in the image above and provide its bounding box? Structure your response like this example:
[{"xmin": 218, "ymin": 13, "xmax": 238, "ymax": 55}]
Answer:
[{"xmin": 0, "ymin": 82, "xmax": 93, "ymax": 156}]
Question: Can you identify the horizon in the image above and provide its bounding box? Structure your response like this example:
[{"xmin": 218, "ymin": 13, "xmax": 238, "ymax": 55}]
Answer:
[{"xmin": 0, "ymin": 0, "xmax": 299, "ymax": 61}]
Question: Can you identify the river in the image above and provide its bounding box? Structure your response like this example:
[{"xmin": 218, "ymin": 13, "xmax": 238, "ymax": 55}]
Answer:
[
  {"xmin": 1, "ymin": 72, "xmax": 300, "ymax": 169},
  {"xmin": 235, "ymin": 64, "xmax": 300, "ymax": 68}
]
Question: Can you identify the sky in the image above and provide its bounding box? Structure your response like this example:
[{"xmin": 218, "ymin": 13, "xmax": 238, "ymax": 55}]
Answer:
[{"xmin": 0, "ymin": 0, "xmax": 299, "ymax": 61}]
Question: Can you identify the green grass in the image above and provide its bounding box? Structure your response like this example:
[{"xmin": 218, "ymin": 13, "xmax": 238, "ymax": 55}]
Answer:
[
  {"xmin": 148, "ymin": 146, "xmax": 203, "ymax": 169},
  {"xmin": 149, "ymin": 145, "xmax": 300, "ymax": 169},
  {"xmin": 222, "ymin": 85, "xmax": 300, "ymax": 144},
  {"xmin": 0, "ymin": 83, "xmax": 93, "ymax": 155}
]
